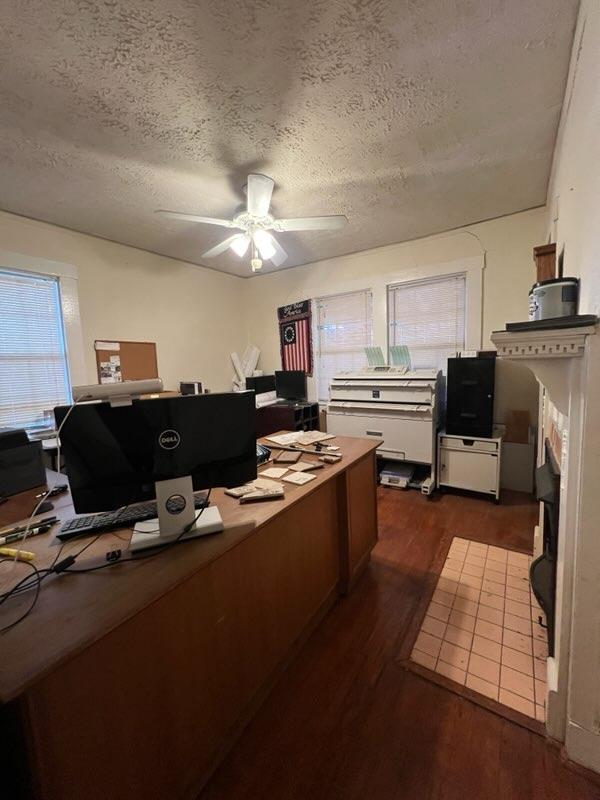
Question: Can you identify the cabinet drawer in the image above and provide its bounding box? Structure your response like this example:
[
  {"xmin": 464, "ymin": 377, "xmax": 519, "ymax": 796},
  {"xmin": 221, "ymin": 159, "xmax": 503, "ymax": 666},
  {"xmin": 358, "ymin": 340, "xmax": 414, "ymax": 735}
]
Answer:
[
  {"xmin": 439, "ymin": 436, "xmax": 498, "ymax": 453},
  {"xmin": 438, "ymin": 449, "xmax": 498, "ymax": 494}
]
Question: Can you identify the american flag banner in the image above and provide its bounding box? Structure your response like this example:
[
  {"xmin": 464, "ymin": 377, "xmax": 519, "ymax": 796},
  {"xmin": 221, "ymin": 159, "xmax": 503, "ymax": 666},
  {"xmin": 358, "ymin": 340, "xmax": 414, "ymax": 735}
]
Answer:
[{"xmin": 278, "ymin": 300, "xmax": 313, "ymax": 375}]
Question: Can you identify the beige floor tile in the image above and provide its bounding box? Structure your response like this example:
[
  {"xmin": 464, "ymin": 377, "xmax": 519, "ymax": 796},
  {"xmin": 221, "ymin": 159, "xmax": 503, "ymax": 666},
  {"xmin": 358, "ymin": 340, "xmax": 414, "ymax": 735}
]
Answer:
[
  {"xmin": 439, "ymin": 640, "xmax": 470, "ymax": 670},
  {"xmin": 437, "ymin": 576, "xmax": 459, "ymax": 595},
  {"xmin": 504, "ymin": 612, "xmax": 532, "ymax": 636},
  {"xmin": 500, "ymin": 665, "xmax": 534, "ymax": 700},
  {"xmin": 505, "ymin": 585, "xmax": 530, "ymax": 605},
  {"xmin": 532, "ymin": 607, "xmax": 546, "ymax": 624},
  {"xmin": 507, "ymin": 564, "xmax": 529, "ymax": 580},
  {"xmin": 411, "ymin": 648, "xmax": 437, "ymax": 670},
  {"xmin": 482, "ymin": 578, "xmax": 505, "ymax": 597},
  {"xmin": 532, "ymin": 624, "xmax": 547, "ymax": 643},
  {"xmin": 448, "ymin": 545, "xmax": 467, "ymax": 560},
  {"xmin": 442, "ymin": 567, "xmax": 462, "ymax": 583},
  {"xmin": 444, "ymin": 624, "xmax": 474, "ymax": 651},
  {"xmin": 466, "ymin": 672, "xmax": 499, "ymax": 701},
  {"xmin": 427, "ymin": 601, "xmax": 451, "ymax": 623},
  {"xmin": 499, "ymin": 688, "xmax": 535, "ymax": 718},
  {"xmin": 435, "ymin": 659, "xmax": 466, "ymax": 685},
  {"xmin": 472, "ymin": 634, "xmax": 501, "ymax": 663},
  {"xmin": 461, "ymin": 562, "xmax": 484, "ymax": 578},
  {"xmin": 464, "ymin": 553, "xmax": 486, "ymax": 568},
  {"xmin": 503, "ymin": 629, "xmax": 532, "ymax": 655},
  {"xmin": 488, "ymin": 545, "xmax": 508, "ymax": 563},
  {"xmin": 468, "ymin": 652, "xmax": 501, "ymax": 684},
  {"xmin": 534, "ymin": 658, "xmax": 547, "ymax": 681},
  {"xmin": 459, "ymin": 573, "xmax": 483, "ymax": 590},
  {"xmin": 535, "ymin": 678, "xmax": 546, "ymax": 706},
  {"xmin": 449, "ymin": 609, "xmax": 476, "ymax": 633},
  {"xmin": 414, "ymin": 631, "xmax": 442, "ymax": 658},
  {"xmin": 480, "ymin": 591, "xmax": 504, "ymax": 611},
  {"xmin": 501, "ymin": 646, "xmax": 534, "ymax": 677},
  {"xmin": 445, "ymin": 557, "xmax": 464, "ymax": 573},
  {"xmin": 535, "ymin": 704, "xmax": 546, "ymax": 722},
  {"xmin": 422, "ymin": 615, "xmax": 447, "ymax": 639},
  {"xmin": 507, "ymin": 550, "xmax": 530, "ymax": 566},
  {"xmin": 533, "ymin": 638, "xmax": 548, "ymax": 660},
  {"xmin": 452, "ymin": 595, "xmax": 478, "ymax": 617},
  {"xmin": 505, "ymin": 598, "xmax": 531, "ymax": 620},
  {"xmin": 468, "ymin": 542, "xmax": 488, "ymax": 554},
  {"xmin": 474, "ymin": 618, "xmax": 503, "ymax": 644},
  {"xmin": 455, "ymin": 583, "xmax": 480, "ymax": 602},
  {"xmin": 507, "ymin": 574, "xmax": 529, "ymax": 590},
  {"xmin": 477, "ymin": 604, "xmax": 504, "ymax": 626},
  {"xmin": 484, "ymin": 567, "xmax": 506, "ymax": 585},
  {"xmin": 432, "ymin": 588, "xmax": 455, "ymax": 608}
]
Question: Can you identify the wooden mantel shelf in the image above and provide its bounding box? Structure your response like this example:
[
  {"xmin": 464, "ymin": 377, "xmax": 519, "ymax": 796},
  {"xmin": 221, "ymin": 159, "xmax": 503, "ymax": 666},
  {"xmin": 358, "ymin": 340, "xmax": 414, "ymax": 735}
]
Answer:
[{"xmin": 491, "ymin": 325, "xmax": 597, "ymax": 414}]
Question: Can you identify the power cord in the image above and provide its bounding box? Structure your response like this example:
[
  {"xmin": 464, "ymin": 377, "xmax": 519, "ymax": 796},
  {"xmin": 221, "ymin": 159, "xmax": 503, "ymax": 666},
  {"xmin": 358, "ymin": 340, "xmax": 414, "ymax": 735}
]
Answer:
[{"xmin": 0, "ymin": 491, "xmax": 212, "ymax": 631}]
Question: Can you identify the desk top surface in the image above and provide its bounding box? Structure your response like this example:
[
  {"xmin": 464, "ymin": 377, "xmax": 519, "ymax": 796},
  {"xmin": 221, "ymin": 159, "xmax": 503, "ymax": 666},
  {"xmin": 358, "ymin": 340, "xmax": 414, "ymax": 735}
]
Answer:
[{"xmin": 0, "ymin": 434, "xmax": 378, "ymax": 703}]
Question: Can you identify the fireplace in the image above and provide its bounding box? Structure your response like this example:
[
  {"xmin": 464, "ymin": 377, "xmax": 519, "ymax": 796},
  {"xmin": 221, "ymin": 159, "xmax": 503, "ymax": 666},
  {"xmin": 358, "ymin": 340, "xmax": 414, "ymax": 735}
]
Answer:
[{"xmin": 530, "ymin": 444, "xmax": 560, "ymax": 657}]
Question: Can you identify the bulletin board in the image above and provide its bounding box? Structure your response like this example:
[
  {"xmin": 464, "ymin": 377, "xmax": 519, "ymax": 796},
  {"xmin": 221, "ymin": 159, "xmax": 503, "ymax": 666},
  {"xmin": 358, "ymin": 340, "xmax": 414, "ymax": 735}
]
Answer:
[{"xmin": 94, "ymin": 340, "xmax": 159, "ymax": 384}]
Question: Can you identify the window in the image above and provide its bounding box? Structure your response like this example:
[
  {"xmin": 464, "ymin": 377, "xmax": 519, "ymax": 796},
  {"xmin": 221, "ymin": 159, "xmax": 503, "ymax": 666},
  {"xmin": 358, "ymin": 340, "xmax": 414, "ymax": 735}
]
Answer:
[
  {"xmin": 387, "ymin": 273, "xmax": 466, "ymax": 371},
  {"xmin": 0, "ymin": 268, "xmax": 71, "ymax": 432},
  {"xmin": 315, "ymin": 290, "xmax": 373, "ymax": 401}
]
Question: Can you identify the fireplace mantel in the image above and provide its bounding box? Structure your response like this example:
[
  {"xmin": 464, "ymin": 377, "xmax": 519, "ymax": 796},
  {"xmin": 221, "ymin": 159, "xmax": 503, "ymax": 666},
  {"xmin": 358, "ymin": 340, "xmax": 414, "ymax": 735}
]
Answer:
[{"xmin": 491, "ymin": 325, "xmax": 596, "ymax": 415}]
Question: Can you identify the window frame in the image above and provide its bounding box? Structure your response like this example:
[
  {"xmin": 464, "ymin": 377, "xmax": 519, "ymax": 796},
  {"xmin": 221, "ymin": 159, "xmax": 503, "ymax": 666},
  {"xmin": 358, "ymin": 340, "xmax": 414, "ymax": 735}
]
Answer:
[
  {"xmin": 313, "ymin": 288, "xmax": 374, "ymax": 403},
  {"xmin": 386, "ymin": 271, "xmax": 467, "ymax": 372}
]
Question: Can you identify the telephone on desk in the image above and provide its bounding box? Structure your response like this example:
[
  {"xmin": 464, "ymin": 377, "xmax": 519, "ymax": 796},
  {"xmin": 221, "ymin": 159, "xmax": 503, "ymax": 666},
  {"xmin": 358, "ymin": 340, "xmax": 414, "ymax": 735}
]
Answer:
[{"xmin": 257, "ymin": 443, "xmax": 271, "ymax": 465}]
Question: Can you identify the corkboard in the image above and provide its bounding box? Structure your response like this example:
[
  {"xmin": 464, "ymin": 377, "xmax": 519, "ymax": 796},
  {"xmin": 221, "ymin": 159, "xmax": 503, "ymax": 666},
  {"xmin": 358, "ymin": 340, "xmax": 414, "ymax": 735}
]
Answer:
[{"xmin": 95, "ymin": 340, "xmax": 158, "ymax": 383}]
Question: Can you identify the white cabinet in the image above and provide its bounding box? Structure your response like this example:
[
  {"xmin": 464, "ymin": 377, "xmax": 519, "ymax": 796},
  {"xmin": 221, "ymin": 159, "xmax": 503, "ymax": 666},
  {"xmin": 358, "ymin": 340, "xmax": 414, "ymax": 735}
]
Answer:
[{"xmin": 437, "ymin": 431, "xmax": 502, "ymax": 502}]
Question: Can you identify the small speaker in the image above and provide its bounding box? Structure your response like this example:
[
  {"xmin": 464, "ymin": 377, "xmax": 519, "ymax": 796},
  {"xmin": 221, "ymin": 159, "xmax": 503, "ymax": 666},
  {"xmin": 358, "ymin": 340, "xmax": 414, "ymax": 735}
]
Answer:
[{"xmin": 180, "ymin": 381, "xmax": 203, "ymax": 396}]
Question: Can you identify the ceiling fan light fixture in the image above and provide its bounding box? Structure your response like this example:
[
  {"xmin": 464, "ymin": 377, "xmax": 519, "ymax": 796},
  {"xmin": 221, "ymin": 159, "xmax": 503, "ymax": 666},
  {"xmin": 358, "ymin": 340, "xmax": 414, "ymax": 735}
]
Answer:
[
  {"xmin": 230, "ymin": 234, "xmax": 250, "ymax": 257},
  {"xmin": 253, "ymin": 229, "xmax": 276, "ymax": 261}
]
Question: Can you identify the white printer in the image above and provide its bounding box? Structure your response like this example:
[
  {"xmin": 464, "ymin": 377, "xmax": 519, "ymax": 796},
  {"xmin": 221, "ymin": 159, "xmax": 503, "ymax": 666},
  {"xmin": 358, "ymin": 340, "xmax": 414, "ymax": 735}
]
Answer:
[{"xmin": 326, "ymin": 368, "xmax": 444, "ymax": 494}]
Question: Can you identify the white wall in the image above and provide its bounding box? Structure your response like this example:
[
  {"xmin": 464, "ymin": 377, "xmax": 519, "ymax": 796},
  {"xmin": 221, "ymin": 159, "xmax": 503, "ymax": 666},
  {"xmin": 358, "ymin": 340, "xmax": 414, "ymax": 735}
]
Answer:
[
  {"xmin": 0, "ymin": 210, "xmax": 246, "ymax": 393},
  {"xmin": 544, "ymin": 0, "xmax": 600, "ymax": 773},
  {"xmin": 243, "ymin": 207, "xmax": 547, "ymax": 424}
]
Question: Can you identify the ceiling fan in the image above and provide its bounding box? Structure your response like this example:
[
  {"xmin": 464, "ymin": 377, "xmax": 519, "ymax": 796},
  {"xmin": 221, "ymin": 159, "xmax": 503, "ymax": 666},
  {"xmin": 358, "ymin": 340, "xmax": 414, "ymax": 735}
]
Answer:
[{"xmin": 156, "ymin": 174, "xmax": 347, "ymax": 272}]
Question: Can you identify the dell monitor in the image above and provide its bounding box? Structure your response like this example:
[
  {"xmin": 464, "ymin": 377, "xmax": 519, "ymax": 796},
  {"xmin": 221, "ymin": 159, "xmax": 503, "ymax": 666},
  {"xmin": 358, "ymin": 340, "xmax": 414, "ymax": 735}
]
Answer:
[
  {"xmin": 275, "ymin": 370, "xmax": 307, "ymax": 402},
  {"xmin": 54, "ymin": 392, "xmax": 257, "ymax": 549}
]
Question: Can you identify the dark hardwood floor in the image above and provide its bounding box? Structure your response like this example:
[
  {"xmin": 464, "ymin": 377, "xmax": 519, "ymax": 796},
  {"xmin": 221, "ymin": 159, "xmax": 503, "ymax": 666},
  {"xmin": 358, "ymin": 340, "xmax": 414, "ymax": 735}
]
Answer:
[{"xmin": 199, "ymin": 488, "xmax": 600, "ymax": 800}]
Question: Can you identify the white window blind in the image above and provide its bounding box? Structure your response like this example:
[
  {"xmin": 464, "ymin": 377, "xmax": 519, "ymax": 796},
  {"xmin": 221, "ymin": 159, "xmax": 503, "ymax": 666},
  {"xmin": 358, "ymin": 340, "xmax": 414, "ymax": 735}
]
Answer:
[
  {"xmin": 0, "ymin": 268, "xmax": 71, "ymax": 432},
  {"xmin": 315, "ymin": 290, "xmax": 373, "ymax": 401},
  {"xmin": 388, "ymin": 273, "xmax": 466, "ymax": 371}
]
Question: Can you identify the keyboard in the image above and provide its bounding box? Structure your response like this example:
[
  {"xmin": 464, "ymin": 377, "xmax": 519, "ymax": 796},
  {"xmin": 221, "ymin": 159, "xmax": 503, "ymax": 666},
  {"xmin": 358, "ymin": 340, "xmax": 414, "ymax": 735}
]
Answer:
[{"xmin": 58, "ymin": 493, "xmax": 209, "ymax": 542}]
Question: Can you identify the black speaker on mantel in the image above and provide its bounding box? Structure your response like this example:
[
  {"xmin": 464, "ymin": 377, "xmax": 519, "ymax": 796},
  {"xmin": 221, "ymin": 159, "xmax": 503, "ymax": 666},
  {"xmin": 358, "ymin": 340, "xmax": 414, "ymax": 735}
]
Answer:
[{"xmin": 446, "ymin": 356, "xmax": 495, "ymax": 438}]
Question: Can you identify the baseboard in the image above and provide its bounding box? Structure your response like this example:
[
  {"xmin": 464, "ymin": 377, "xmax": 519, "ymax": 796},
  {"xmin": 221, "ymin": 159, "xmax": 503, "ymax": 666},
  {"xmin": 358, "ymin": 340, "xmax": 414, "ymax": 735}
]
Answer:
[{"xmin": 566, "ymin": 720, "xmax": 600, "ymax": 774}]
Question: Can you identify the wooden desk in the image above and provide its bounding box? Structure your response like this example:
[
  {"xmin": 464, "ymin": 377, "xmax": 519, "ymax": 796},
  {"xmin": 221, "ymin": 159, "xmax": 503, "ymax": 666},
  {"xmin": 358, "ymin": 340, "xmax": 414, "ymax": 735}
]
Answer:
[{"xmin": 0, "ymin": 435, "xmax": 379, "ymax": 800}]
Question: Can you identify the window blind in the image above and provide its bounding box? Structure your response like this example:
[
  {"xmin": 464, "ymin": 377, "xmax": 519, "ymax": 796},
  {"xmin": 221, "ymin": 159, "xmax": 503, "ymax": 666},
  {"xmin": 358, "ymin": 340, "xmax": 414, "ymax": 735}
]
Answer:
[
  {"xmin": 0, "ymin": 268, "xmax": 71, "ymax": 432},
  {"xmin": 315, "ymin": 290, "xmax": 373, "ymax": 402},
  {"xmin": 388, "ymin": 273, "xmax": 466, "ymax": 372}
]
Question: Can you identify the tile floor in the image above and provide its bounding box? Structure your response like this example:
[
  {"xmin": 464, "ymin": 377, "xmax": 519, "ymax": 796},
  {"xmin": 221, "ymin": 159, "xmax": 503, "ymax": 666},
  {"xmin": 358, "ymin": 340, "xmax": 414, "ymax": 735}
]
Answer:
[{"xmin": 411, "ymin": 537, "xmax": 547, "ymax": 721}]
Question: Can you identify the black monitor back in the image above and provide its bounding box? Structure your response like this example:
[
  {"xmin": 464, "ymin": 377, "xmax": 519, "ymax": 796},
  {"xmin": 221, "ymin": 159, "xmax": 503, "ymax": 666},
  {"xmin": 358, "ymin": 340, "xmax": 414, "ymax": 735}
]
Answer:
[{"xmin": 55, "ymin": 392, "xmax": 256, "ymax": 513}]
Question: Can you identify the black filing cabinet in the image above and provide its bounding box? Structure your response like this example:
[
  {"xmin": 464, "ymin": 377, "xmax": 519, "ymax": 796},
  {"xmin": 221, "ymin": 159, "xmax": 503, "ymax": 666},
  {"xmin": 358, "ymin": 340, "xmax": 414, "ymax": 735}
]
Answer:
[{"xmin": 446, "ymin": 357, "xmax": 495, "ymax": 438}]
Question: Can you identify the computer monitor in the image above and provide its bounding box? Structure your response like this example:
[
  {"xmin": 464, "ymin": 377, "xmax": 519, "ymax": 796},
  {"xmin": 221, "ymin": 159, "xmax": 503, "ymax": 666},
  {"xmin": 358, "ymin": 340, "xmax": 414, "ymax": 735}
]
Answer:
[
  {"xmin": 245, "ymin": 374, "xmax": 276, "ymax": 395},
  {"xmin": 275, "ymin": 370, "xmax": 307, "ymax": 402},
  {"xmin": 54, "ymin": 392, "xmax": 257, "ymax": 514}
]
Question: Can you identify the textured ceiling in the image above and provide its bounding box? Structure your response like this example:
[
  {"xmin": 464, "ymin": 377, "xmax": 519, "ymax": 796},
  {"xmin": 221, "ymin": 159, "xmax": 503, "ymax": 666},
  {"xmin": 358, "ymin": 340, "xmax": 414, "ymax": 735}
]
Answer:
[{"xmin": 0, "ymin": 0, "xmax": 578, "ymax": 277}]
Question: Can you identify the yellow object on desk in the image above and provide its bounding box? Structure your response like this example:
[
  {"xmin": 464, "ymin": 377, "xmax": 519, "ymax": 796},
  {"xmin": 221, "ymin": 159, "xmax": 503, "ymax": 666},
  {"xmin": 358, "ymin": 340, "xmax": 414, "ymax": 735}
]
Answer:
[{"xmin": 0, "ymin": 547, "xmax": 35, "ymax": 562}]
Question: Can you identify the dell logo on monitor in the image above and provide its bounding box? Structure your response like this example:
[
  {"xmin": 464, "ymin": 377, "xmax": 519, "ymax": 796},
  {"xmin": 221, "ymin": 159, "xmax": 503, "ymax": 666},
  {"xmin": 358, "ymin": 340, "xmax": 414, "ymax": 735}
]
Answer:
[{"xmin": 158, "ymin": 430, "xmax": 181, "ymax": 450}]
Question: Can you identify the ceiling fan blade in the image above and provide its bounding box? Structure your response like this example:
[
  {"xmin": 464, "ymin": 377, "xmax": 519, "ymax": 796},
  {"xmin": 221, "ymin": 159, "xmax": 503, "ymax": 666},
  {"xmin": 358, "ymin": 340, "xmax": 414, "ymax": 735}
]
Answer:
[
  {"xmin": 274, "ymin": 215, "xmax": 348, "ymax": 232},
  {"xmin": 268, "ymin": 235, "xmax": 287, "ymax": 267},
  {"xmin": 156, "ymin": 210, "xmax": 237, "ymax": 228},
  {"xmin": 246, "ymin": 174, "xmax": 274, "ymax": 217},
  {"xmin": 202, "ymin": 234, "xmax": 244, "ymax": 259}
]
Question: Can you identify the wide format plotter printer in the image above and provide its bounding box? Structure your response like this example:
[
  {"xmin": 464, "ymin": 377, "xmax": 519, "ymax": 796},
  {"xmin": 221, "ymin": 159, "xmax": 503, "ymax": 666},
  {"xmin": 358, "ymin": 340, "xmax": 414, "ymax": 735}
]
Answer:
[{"xmin": 326, "ymin": 368, "xmax": 444, "ymax": 495}]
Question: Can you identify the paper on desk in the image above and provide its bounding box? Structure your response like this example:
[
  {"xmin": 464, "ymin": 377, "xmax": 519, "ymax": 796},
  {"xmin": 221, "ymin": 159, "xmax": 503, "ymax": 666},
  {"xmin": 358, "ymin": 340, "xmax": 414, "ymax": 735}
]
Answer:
[
  {"xmin": 260, "ymin": 467, "xmax": 288, "ymax": 478},
  {"xmin": 288, "ymin": 461, "xmax": 322, "ymax": 472},
  {"xmin": 252, "ymin": 477, "xmax": 284, "ymax": 491},
  {"xmin": 282, "ymin": 471, "xmax": 316, "ymax": 485},
  {"xmin": 264, "ymin": 432, "xmax": 303, "ymax": 446},
  {"xmin": 295, "ymin": 432, "xmax": 335, "ymax": 446}
]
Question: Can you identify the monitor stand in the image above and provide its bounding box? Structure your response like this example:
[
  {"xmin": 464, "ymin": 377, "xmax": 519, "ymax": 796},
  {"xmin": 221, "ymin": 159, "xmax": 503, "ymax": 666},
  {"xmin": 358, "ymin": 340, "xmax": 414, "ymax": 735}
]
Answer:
[{"xmin": 129, "ymin": 476, "xmax": 224, "ymax": 553}]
